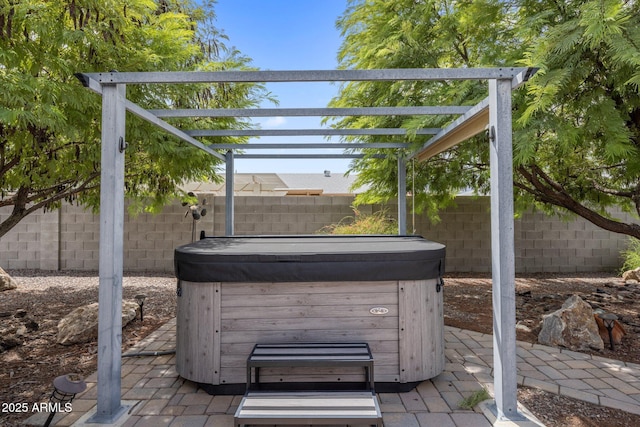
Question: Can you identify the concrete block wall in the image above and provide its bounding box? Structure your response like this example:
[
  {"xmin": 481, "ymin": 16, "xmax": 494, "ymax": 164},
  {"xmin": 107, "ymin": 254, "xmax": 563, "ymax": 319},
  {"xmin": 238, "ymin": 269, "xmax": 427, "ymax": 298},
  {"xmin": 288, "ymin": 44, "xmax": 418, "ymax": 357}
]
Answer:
[
  {"xmin": 410, "ymin": 197, "xmax": 631, "ymax": 273},
  {"xmin": 515, "ymin": 209, "xmax": 630, "ymax": 273},
  {"xmin": 410, "ymin": 198, "xmax": 493, "ymax": 273},
  {"xmin": 0, "ymin": 209, "xmax": 61, "ymax": 270},
  {"xmin": 209, "ymin": 196, "xmax": 366, "ymax": 236},
  {"xmin": 1, "ymin": 195, "xmax": 634, "ymax": 273},
  {"xmin": 59, "ymin": 205, "xmax": 100, "ymax": 270}
]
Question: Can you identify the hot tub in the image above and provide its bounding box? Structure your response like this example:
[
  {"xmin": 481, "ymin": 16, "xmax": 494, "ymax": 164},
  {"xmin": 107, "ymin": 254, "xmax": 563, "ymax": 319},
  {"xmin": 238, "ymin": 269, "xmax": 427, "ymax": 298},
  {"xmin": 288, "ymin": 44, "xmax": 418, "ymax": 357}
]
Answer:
[{"xmin": 174, "ymin": 235, "xmax": 446, "ymax": 392}]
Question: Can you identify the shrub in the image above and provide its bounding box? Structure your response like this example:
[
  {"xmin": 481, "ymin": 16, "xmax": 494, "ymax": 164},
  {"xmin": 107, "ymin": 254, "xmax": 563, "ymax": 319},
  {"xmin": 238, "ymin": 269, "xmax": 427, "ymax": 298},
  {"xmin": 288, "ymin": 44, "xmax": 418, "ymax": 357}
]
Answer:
[
  {"xmin": 621, "ymin": 237, "xmax": 640, "ymax": 273},
  {"xmin": 317, "ymin": 208, "xmax": 397, "ymax": 235}
]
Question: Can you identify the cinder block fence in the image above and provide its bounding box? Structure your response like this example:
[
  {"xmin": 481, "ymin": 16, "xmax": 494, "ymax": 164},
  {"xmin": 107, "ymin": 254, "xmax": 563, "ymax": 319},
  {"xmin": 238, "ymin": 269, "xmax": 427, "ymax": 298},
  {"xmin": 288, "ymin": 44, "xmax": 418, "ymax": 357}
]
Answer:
[{"xmin": 0, "ymin": 195, "xmax": 631, "ymax": 273}]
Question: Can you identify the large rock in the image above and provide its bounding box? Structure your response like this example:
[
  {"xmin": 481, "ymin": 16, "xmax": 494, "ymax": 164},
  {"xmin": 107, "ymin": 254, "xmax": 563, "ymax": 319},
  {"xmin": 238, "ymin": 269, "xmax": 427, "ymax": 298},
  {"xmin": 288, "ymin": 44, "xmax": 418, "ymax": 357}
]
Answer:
[
  {"xmin": 57, "ymin": 301, "xmax": 139, "ymax": 345},
  {"xmin": 622, "ymin": 267, "xmax": 640, "ymax": 282},
  {"xmin": 538, "ymin": 295, "xmax": 604, "ymax": 351},
  {"xmin": 0, "ymin": 267, "xmax": 17, "ymax": 292}
]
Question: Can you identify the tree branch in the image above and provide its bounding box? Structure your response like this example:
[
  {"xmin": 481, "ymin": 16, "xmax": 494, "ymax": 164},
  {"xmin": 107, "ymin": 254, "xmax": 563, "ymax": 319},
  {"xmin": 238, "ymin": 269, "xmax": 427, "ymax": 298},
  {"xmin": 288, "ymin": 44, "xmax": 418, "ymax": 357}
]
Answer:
[
  {"xmin": 517, "ymin": 165, "xmax": 640, "ymax": 239},
  {"xmin": 0, "ymin": 173, "xmax": 101, "ymax": 237}
]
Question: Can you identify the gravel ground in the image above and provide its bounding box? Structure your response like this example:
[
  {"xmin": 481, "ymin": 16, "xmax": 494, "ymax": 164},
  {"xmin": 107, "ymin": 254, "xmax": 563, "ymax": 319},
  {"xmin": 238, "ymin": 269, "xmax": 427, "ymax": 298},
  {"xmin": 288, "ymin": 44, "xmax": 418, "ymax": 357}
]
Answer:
[{"xmin": 0, "ymin": 271, "xmax": 177, "ymax": 427}]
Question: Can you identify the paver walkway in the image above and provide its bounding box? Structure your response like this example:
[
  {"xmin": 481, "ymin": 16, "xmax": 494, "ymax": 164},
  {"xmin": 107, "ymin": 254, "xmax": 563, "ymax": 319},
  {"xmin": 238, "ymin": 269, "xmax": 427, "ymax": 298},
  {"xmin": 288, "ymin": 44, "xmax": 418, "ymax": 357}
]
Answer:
[{"xmin": 25, "ymin": 319, "xmax": 640, "ymax": 427}]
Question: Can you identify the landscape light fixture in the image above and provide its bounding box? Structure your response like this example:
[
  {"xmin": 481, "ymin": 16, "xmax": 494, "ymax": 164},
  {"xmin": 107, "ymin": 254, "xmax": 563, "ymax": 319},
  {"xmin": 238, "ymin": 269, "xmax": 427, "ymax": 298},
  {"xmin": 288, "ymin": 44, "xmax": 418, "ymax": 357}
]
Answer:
[
  {"xmin": 135, "ymin": 294, "xmax": 147, "ymax": 322},
  {"xmin": 43, "ymin": 374, "xmax": 87, "ymax": 427},
  {"xmin": 599, "ymin": 313, "xmax": 618, "ymax": 351}
]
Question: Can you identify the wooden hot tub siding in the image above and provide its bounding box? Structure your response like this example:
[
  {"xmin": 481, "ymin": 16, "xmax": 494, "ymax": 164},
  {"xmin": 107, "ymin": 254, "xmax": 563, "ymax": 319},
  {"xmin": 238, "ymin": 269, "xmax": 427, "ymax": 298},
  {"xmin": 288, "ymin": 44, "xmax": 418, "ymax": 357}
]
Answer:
[{"xmin": 176, "ymin": 278, "xmax": 444, "ymax": 386}]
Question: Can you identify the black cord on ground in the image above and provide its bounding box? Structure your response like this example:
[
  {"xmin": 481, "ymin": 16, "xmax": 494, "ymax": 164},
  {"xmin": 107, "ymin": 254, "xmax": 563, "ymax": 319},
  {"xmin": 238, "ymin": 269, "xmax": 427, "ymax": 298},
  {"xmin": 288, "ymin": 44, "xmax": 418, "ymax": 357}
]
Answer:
[{"xmin": 122, "ymin": 350, "xmax": 176, "ymax": 357}]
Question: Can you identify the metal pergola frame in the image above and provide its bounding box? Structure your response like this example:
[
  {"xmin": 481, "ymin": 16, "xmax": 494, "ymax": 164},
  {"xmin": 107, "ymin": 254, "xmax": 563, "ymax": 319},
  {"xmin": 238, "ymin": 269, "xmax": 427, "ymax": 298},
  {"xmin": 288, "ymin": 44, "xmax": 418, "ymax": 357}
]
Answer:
[{"xmin": 76, "ymin": 67, "xmax": 535, "ymax": 424}]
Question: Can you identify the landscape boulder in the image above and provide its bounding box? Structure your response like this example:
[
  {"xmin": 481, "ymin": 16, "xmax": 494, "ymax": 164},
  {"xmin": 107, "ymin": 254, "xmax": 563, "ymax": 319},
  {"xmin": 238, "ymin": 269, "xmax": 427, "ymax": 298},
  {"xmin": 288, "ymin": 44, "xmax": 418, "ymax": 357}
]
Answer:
[
  {"xmin": 622, "ymin": 267, "xmax": 640, "ymax": 282},
  {"xmin": 0, "ymin": 267, "xmax": 17, "ymax": 292},
  {"xmin": 57, "ymin": 301, "xmax": 139, "ymax": 345},
  {"xmin": 538, "ymin": 295, "xmax": 604, "ymax": 351}
]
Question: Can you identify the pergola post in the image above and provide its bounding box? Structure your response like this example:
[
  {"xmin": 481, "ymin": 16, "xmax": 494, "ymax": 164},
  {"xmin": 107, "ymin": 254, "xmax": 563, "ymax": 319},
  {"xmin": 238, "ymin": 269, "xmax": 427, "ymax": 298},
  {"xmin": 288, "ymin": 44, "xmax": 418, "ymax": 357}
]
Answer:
[
  {"xmin": 488, "ymin": 78, "xmax": 521, "ymax": 421},
  {"xmin": 89, "ymin": 83, "xmax": 128, "ymax": 423},
  {"xmin": 397, "ymin": 155, "xmax": 407, "ymax": 235},
  {"xmin": 225, "ymin": 150, "xmax": 234, "ymax": 236}
]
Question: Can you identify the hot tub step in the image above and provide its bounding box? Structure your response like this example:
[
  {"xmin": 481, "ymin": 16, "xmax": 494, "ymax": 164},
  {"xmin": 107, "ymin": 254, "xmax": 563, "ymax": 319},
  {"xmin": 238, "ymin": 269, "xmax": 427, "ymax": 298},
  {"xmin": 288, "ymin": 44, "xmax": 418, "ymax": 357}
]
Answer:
[
  {"xmin": 246, "ymin": 342, "xmax": 375, "ymax": 391},
  {"xmin": 234, "ymin": 391, "xmax": 383, "ymax": 426}
]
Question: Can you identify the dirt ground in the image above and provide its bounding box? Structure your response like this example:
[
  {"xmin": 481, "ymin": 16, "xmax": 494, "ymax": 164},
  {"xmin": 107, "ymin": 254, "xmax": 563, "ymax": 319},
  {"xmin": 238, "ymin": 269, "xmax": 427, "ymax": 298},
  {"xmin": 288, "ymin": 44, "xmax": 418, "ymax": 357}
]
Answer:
[{"xmin": 1, "ymin": 270, "xmax": 639, "ymax": 426}]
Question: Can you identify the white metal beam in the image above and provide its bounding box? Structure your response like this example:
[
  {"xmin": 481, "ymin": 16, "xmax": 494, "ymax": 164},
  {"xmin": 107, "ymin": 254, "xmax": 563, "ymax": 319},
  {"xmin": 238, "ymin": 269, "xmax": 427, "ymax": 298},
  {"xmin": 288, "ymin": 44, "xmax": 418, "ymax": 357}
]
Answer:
[
  {"xmin": 398, "ymin": 155, "xmax": 407, "ymax": 234},
  {"xmin": 211, "ymin": 143, "xmax": 409, "ymax": 150},
  {"xmin": 75, "ymin": 74, "xmax": 225, "ymax": 161},
  {"xmin": 90, "ymin": 84, "xmax": 128, "ymax": 424},
  {"xmin": 124, "ymin": 101, "xmax": 226, "ymax": 161},
  {"xmin": 409, "ymin": 68, "xmax": 537, "ymax": 162},
  {"xmin": 150, "ymin": 106, "xmax": 471, "ymax": 118},
  {"xmin": 225, "ymin": 150, "xmax": 234, "ymax": 236},
  {"xmin": 488, "ymin": 78, "xmax": 522, "ymax": 422},
  {"xmin": 185, "ymin": 128, "xmax": 440, "ymax": 137},
  {"xmin": 79, "ymin": 68, "xmax": 531, "ymax": 84},
  {"xmin": 235, "ymin": 153, "xmax": 375, "ymax": 159},
  {"xmin": 410, "ymin": 99, "xmax": 489, "ymax": 161}
]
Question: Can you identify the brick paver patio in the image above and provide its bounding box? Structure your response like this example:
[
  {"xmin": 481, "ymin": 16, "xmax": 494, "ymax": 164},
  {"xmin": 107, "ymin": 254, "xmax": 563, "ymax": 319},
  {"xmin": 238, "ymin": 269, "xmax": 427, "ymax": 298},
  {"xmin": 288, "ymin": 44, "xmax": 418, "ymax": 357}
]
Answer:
[{"xmin": 25, "ymin": 319, "xmax": 640, "ymax": 427}]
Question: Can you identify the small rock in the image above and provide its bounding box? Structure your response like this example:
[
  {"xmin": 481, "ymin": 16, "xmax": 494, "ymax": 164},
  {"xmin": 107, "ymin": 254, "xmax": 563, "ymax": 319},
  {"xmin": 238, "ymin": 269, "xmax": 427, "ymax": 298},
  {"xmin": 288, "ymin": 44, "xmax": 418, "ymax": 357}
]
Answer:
[
  {"xmin": 0, "ymin": 335, "xmax": 23, "ymax": 352},
  {"xmin": 14, "ymin": 309, "xmax": 27, "ymax": 318},
  {"xmin": 516, "ymin": 322, "xmax": 532, "ymax": 333},
  {"xmin": 24, "ymin": 318, "xmax": 39, "ymax": 332}
]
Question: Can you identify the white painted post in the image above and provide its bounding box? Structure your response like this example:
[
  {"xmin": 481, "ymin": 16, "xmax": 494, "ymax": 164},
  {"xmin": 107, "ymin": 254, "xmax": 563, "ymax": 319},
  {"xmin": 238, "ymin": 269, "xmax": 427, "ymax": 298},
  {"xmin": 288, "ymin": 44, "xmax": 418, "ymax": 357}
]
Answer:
[
  {"xmin": 89, "ymin": 83, "xmax": 128, "ymax": 423},
  {"xmin": 397, "ymin": 155, "xmax": 407, "ymax": 235},
  {"xmin": 488, "ymin": 78, "xmax": 522, "ymax": 421},
  {"xmin": 225, "ymin": 150, "xmax": 234, "ymax": 236}
]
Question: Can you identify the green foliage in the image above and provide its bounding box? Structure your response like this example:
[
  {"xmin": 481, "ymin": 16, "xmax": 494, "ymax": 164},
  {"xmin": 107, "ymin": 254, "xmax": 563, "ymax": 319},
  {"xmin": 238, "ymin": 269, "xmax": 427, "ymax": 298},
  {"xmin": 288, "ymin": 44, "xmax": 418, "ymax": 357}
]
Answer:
[
  {"xmin": 316, "ymin": 208, "xmax": 397, "ymax": 235},
  {"xmin": 0, "ymin": 0, "xmax": 269, "ymax": 236},
  {"xmin": 458, "ymin": 388, "xmax": 491, "ymax": 409},
  {"xmin": 332, "ymin": 0, "xmax": 640, "ymax": 239},
  {"xmin": 331, "ymin": 0, "xmax": 520, "ymax": 217},
  {"xmin": 621, "ymin": 238, "xmax": 640, "ymax": 272}
]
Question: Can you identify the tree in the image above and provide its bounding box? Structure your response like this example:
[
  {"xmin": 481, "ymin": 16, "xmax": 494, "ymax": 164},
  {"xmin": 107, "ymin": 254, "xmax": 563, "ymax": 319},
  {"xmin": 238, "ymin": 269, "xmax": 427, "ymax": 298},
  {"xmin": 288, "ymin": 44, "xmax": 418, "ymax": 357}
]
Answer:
[
  {"xmin": 0, "ymin": 0, "xmax": 268, "ymax": 238},
  {"xmin": 331, "ymin": 0, "xmax": 640, "ymax": 239}
]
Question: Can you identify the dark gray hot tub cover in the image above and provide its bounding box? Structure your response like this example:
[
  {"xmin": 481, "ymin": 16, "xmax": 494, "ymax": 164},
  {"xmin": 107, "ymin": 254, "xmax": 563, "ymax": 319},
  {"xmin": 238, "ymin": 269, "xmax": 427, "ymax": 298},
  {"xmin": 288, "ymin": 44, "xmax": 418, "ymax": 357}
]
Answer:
[{"xmin": 174, "ymin": 235, "xmax": 445, "ymax": 283}]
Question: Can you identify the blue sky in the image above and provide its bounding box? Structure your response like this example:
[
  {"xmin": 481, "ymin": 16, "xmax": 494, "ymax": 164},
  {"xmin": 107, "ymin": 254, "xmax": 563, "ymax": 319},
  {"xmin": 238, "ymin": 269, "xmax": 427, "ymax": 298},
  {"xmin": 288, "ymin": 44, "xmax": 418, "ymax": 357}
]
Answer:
[{"xmin": 213, "ymin": 0, "xmax": 351, "ymax": 173}]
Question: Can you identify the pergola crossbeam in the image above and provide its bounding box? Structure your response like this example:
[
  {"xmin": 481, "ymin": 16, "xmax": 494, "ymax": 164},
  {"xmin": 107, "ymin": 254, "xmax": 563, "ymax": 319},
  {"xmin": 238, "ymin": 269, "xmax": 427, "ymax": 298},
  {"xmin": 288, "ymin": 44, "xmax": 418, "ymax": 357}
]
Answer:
[
  {"xmin": 75, "ymin": 74, "xmax": 226, "ymax": 161},
  {"xmin": 411, "ymin": 98, "xmax": 490, "ymax": 161},
  {"xmin": 236, "ymin": 153, "xmax": 376, "ymax": 159},
  {"xmin": 81, "ymin": 67, "xmax": 531, "ymax": 84},
  {"xmin": 184, "ymin": 128, "xmax": 440, "ymax": 137},
  {"xmin": 210, "ymin": 142, "xmax": 409, "ymax": 150},
  {"xmin": 124, "ymin": 100, "xmax": 226, "ymax": 161},
  {"xmin": 410, "ymin": 69, "xmax": 537, "ymax": 162},
  {"xmin": 150, "ymin": 106, "xmax": 471, "ymax": 118}
]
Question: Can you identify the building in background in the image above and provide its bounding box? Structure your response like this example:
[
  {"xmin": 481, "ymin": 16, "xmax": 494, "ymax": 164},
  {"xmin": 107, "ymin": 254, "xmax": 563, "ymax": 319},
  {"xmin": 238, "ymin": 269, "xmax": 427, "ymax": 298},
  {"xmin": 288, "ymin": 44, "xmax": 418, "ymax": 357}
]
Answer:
[{"xmin": 183, "ymin": 172, "xmax": 368, "ymax": 196}]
